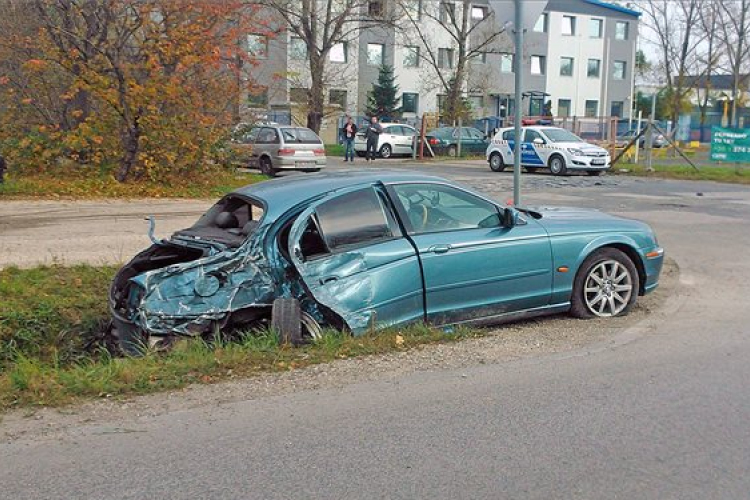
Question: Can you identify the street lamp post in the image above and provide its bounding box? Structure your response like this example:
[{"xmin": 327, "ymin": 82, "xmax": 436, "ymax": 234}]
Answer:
[{"xmin": 512, "ymin": 0, "xmax": 523, "ymax": 206}]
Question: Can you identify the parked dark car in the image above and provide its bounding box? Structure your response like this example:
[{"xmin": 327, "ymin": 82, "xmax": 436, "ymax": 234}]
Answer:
[
  {"xmin": 110, "ymin": 171, "xmax": 664, "ymax": 353},
  {"xmin": 425, "ymin": 127, "xmax": 490, "ymax": 156}
]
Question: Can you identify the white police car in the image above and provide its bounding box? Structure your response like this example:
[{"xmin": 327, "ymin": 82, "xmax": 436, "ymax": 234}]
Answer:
[{"xmin": 486, "ymin": 126, "xmax": 611, "ymax": 176}]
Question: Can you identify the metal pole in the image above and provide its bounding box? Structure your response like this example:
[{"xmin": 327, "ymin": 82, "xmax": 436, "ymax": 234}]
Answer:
[
  {"xmin": 634, "ymin": 110, "xmax": 642, "ymax": 163},
  {"xmin": 457, "ymin": 116, "xmax": 463, "ymax": 157},
  {"xmin": 513, "ymin": 0, "xmax": 523, "ymax": 206}
]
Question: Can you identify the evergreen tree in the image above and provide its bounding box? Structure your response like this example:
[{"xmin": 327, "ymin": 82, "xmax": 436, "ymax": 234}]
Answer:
[{"xmin": 366, "ymin": 65, "xmax": 401, "ymax": 119}]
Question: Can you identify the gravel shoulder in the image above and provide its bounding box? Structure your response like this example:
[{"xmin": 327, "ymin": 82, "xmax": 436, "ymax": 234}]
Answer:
[{"xmin": 1, "ymin": 259, "xmax": 680, "ymax": 444}]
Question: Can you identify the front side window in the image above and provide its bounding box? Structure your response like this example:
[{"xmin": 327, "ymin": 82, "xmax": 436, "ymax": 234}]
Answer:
[
  {"xmin": 560, "ymin": 57, "xmax": 574, "ymax": 77},
  {"xmin": 525, "ymin": 129, "xmax": 544, "ymax": 143},
  {"xmin": 367, "ymin": 43, "xmax": 384, "ymax": 66},
  {"xmin": 314, "ymin": 188, "xmax": 394, "ymax": 253},
  {"xmin": 392, "ymin": 184, "xmax": 499, "ymax": 234}
]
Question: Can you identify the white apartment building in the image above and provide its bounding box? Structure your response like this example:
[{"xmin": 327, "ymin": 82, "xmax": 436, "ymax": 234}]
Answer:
[{"xmin": 246, "ymin": 0, "xmax": 639, "ymax": 142}]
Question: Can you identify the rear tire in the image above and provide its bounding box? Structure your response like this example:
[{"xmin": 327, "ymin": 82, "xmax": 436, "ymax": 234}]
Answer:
[
  {"xmin": 260, "ymin": 157, "xmax": 277, "ymax": 177},
  {"xmin": 489, "ymin": 152, "xmax": 506, "ymax": 172},
  {"xmin": 571, "ymin": 248, "xmax": 639, "ymax": 319},
  {"xmin": 447, "ymin": 145, "xmax": 457, "ymax": 157},
  {"xmin": 549, "ymin": 155, "xmax": 567, "ymax": 176},
  {"xmin": 272, "ymin": 298, "xmax": 302, "ymax": 346}
]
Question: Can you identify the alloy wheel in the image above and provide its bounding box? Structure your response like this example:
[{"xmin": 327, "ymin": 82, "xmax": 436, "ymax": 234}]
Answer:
[{"xmin": 583, "ymin": 259, "xmax": 634, "ymax": 317}]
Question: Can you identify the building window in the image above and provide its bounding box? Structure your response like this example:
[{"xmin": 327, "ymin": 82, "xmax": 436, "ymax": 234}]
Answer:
[
  {"xmin": 290, "ymin": 37, "xmax": 307, "ymax": 60},
  {"xmin": 474, "ymin": 51, "xmax": 488, "ymax": 64},
  {"xmin": 585, "ymin": 100, "xmax": 598, "ymax": 117},
  {"xmin": 248, "ymin": 89, "xmax": 268, "ymax": 108},
  {"xmin": 534, "ymin": 13, "xmax": 548, "ymax": 33},
  {"xmin": 439, "ymin": 2, "xmax": 455, "ymax": 24},
  {"xmin": 557, "ymin": 99, "xmax": 571, "ymax": 117},
  {"xmin": 613, "ymin": 60, "xmax": 627, "ymax": 80},
  {"xmin": 329, "ymin": 89, "xmax": 347, "ymax": 108},
  {"xmin": 560, "ymin": 57, "xmax": 574, "ymax": 77},
  {"xmin": 437, "ymin": 94, "xmax": 447, "ymax": 113},
  {"xmin": 470, "ymin": 95, "xmax": 484, "ymax": 111},
  {"xmin": 402, "ymin": 92, "xmax": 419, "ymax": 113},
  {"xmin": 368, "ymin": 0, "xmax": 384, "ymax": 17},
  {"xmin": 471, "ymin": 6, "xmax": 486, "ymax": 20},
  {"xmin": 531, "ymin": 55, "xmax": 546, "ymax": 75},
  {"xmin": 587, "ymin": 58, "xmax": 601, "ymax": 78},
  {"xmin": 403, "ymin": 46, "xmax": 419, "ymax": 67},
  {"xmin": 247, "ymin": 34, "xmax": 268, "ymax": 59},
  {"xmin": 290, "ymin": 87, "xmax": 308, "ymax": 103},
  {"xmin": 404, "ymin": 0, "xmax": 421, "ymax": 19},
  {"xmin": 562, "ymin": 15, "xmax": 576, "ymax": 36},
  {"xmin": 589, "ymin": 18, "xmax": 603, "ymax": 38},
  {"xmin": 500, "ymin": 53, "xmax": 514, "ymax": 73},
  {"xmin": 611, "ymin": 101, "xmax": 624, "ymax": 117},
  {"xmin": 330, "ymin": 42, "xmax": 348, "ymax": 63},
  {"xmin": 367, "ymin": 43, "xmax": 384, "ymax": 66},
  {"xmin": 438, "ymin": 48, "xmax": 454, "ymax": 69},
  {"xmin": 615, "ymin": 21, "xmax": 629, "ymax": 40}
]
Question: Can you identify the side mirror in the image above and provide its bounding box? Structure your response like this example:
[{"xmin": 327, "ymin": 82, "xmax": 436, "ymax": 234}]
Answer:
[
  {"xmin": 533, "ymin": 137, "xmax": 545, "ymax": 145},
  {"xmin": 502, "ymin": 208, "xmax": 520, "ymax": 228}
]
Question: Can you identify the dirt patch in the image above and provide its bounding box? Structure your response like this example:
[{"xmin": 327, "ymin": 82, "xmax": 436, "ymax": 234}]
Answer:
[{"xmin": 0, "ymin": 259, "xmax": 680, "ymax": 444}]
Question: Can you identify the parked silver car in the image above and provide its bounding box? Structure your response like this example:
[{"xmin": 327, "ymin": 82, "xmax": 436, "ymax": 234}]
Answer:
[
  {"xmin": 354, "ymin": 123, "xmax": 417, "ymax": 158},
  {"xmin": 234, "ymin": 125, "xmax": 326, "ymax": 176}
]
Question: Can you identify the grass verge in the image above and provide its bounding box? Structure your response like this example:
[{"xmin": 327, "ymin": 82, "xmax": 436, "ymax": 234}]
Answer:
[
  {"xmin": 0, "ymin": 169, "xmax": 267, "ymax": 199},
  {"xmin": 0, "ymin": 265, "xmax": 483, "ymax": 411},
  {"xmin": 613, "ymin": 163, "xmax": 750, "ymax": 185}
]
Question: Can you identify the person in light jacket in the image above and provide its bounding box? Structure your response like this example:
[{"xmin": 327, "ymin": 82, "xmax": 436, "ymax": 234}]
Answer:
[{"xmin": 365, "ymin": 116, "xmax": 383, "ymax": 162}]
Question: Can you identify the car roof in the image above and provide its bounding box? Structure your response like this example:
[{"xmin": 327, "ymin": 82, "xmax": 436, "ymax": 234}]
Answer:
[
  {"xmin": 380, "ymin": 123, "xmax": 414, "ymax": 128},
  {"xmin": 233, "ymin": 170, "xmax": 449, "ymax": 220}
]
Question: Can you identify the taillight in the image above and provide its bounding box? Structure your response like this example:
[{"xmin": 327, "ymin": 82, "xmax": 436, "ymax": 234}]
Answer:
[
  {"xmin": 277, "ymin": 148, "xmax": 295, "ymax": 156},
  {"xmin": 313, "ymin": 148, "xmax": 325, "ymax": 156},
  {"xmin": 429, "ymin": 138, "xmax": 439, "ymax": 145}
]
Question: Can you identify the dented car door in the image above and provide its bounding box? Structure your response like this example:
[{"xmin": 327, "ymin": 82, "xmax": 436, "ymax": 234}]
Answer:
[{"xmin": 288, "ymin": 185, "xmax": 424, "ymax": 333}]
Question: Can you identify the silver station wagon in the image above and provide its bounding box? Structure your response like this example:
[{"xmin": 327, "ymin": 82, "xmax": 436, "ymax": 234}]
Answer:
[{"xmin": 235, "ymin": 125, "xmax": 327, "ymax": 176}]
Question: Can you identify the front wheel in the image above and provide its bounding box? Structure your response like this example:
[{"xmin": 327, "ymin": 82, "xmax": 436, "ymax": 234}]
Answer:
[
  {"xmin": 379, "ymin": 144, "xmax": 392, "ymax": 158},
  {"xmin": 489, "ymin": 152, "xmax": 506, "ymax": 172},
  {"xmin": 570, "ymin": 248, "xmax": 640, "ymax": 319},
  {"xmin": 549, "ymin": 155, "xmax": 567, "ymax": 176},
  {"xmin": 447, "ymin": 145, "xmax": 457, "ymax": 157},
  {"xmin": 260, "ymin": 157, "xmax": 276, "ymax": 177}
]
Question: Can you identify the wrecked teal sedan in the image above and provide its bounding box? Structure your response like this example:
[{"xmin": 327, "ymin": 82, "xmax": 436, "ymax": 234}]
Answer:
[{"xmin": 110, "ymin": 171, "xmax": 664, "ymax": 352}]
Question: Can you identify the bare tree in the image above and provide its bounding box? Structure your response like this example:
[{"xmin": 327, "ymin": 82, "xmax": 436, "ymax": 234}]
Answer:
[
  {"xmin": 717, "ymin": 0, "xmax": 750, "ymax": 128},
  {"xmin": 695, "ymin": 0, "xmax": 723, "ymax": 140},
  {"xmin": 256, "ymin": 0, "xmax": 393, "ymax": 133},
  {"xmin": 641, "ymin": 0, "xmax": 704, "ymax": 126},
  {"xmin": 395, "ymin": 0, "xmax": 508, "ymax": 123}
]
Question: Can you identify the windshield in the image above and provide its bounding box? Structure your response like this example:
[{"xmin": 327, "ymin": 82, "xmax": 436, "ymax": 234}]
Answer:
[
  {"xmin": 543, "ymin": 129, "xmax": 584, "ymax": 143},
  {"xmin": 281, "ymin": 127, "xmax": 322, "ymax": 144}
]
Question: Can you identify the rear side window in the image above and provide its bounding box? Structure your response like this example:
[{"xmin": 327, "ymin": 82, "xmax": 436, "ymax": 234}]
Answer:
[
  {"xmin": 281, "ymin": 127, "xmax": 322, "ymax": 144},
  {"xmin": 256, "ymin": 127, "xmax": 279, "ymax": 144},
  {"xmin": 316, "ymin": 188, "xmax": 393, "ymax": 252},
  {"xmin": 502, "ymin": 130, "xmax": 516, "ymax": 141}
]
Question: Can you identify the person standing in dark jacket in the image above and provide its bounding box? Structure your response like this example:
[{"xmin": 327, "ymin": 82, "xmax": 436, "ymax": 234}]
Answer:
[
  {"xmin": 365, "ymin": 116, "xmax": 383, "ymax": 162},
  {"xmin": 341, "ymin": 116, "xmax": 358, "ymax": 162}
]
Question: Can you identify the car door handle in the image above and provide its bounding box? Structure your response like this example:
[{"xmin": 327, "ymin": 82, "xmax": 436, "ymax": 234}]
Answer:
[
  {"xmin": 428, "ymin": 244, "xmax": 452, "ymax": 254},
  {"xmin": 320, "ymin": 276, "xmax": 339, "ymax": 285}
]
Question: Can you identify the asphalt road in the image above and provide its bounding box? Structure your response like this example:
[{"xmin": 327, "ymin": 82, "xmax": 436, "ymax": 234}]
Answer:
[{"xmin": 2, "ymin": 160, "xmax": 750, "ymax": 498}]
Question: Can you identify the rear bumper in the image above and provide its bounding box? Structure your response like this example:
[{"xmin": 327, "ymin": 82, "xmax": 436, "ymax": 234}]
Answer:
[{"xmin": 274, "ymin": 157, "xmax": 327, "ymax": 170}]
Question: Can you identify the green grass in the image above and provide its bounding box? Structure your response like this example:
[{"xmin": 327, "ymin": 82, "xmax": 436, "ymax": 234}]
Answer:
[
  {"xmin": 0, "ymin": 265, "xmax": 483, "ymax": 411},
  {"xmin": 325, "ymin": 144, "xmax": 345, "ymax": 156},
  {"xmin": 614, "ymin": 163, "xmax": 750, "ymax": 184}
]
